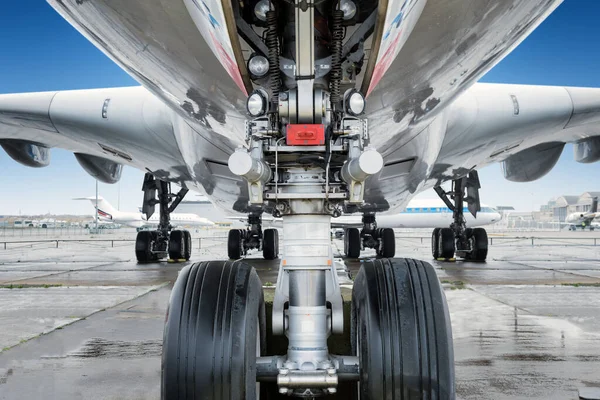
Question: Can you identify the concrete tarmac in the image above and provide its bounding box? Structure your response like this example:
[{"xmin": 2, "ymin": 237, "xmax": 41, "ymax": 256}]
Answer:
[{"xmin": 0, "ymin": 232, "xmax": 599, "ymax": 399}]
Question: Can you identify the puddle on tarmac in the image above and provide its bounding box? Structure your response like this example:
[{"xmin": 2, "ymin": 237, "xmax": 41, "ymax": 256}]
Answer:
[{"xmin": 68, "ymin": 338, "xmax": 162, "ymax": 358}]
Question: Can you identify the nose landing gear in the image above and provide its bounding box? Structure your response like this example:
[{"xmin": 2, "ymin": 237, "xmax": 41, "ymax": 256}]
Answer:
[{"xmin": 161, "ymin": 0, "xmax": 455, "ymax": 396}]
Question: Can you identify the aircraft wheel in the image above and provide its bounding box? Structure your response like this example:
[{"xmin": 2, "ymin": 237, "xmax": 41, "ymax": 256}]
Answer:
[
  {"xmin": 377, "ymin": 228, "xmax": 395, "ymax": 258},
  {"xmin": 468, "ymin": 228, "xmax": 488, "ymax": 261},
  {"xmin": 432, "ymin": 228, "xmax": 441, "ymax": 259},
  {"xmin": 183, "ymin": 230, "xmax": 192, "ymax": 261},
  {"xmin": 262, "ymin": 228, "xmax": 279, "ymax": 260},
  {"xmin": 168, "ymin": 230, "xmax": 185, "ymax": 260},
  {"xmin": 344, "ymin": 228, "xmax": 361, "ymax": 258},
  {"xmin": 352, "ymin": 258, "xmax": 455, "ymax": 399},
  {"xmin": 135, "ymin": 230, "xmax": 157, "ymax": 263},
  {"xmin": 162, "ymin": 261, "xmax": 266, "ymax": 400},
  {"xmin": 439, "ymin": 228, "xmax": 455, "ymax": 259},
  {"xmin": 228, "ymin": 229, "xmax": 244, "ymax": 260}
]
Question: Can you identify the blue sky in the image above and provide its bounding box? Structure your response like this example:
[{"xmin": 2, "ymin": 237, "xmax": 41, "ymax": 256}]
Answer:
[{"xmin": 0, "ymin": 1, "xmax": 599, "ymax": 215}]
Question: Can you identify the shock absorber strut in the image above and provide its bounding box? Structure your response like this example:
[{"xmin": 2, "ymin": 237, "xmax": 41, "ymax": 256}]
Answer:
[
  {"xmin": 329, "ymin": 6, "xmax": 343, "ymax": 108},
  {"xmin": 266, "ymin": 9, "xmax": 280, "ymax": 111}
]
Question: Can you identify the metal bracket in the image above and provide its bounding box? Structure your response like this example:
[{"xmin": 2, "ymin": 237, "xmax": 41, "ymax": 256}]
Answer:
[
  {"xmin": 272, "ymin": 251, "xmax": 344, "ymax": 336},
  {"xmin": 434, "ymin": 170, "xmax": 481, "ymax": 218}
]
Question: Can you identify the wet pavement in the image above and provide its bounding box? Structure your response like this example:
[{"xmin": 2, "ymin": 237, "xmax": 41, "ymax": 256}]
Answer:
[{"xmin": 0, "ymin": 232, "xmax": 599, "ymax": 399}]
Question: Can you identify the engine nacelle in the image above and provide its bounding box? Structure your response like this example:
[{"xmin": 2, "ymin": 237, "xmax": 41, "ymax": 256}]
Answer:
[
  {"xmin": 502, "ymin": 142, "xmax": 564, "ymax": 182},
  {"xmin": 574, "ymin": 136, "xmax": 600, "ymax": 164},
  {"xmin": 1, "ymin": 140, "xmax": 50, "ymax": 168},
  {"xmin": 74, "ymin": 153, "xmax": 123, "ymax": 184}
]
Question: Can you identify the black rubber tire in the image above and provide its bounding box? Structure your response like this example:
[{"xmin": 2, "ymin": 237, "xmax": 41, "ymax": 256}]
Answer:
[
  {"xmin": 136, "ymin": 231, "xmax": 157, "ymax": 263},
  {"xmin": 262, "ymin": 228, "xmax": 279, "ymax": 260},
  {"xmin": 432, "ymin": 228, "xmax": 441, "ymax": 259},
  {"xmin": 469, "ymin": 227, "xmax": 488, "ymax": 261},
  {"xmin": 168, "ymin": 230, "xmax": 185, "ymax": 260},
  {"xmin": 162, "ymin": 261, "xmax": 266, "ymax": 400},
  {"xmin": 351, "ymin": 258, "xmax": 455, "ymax": 399},
  {"xmin": 345, "ymin": 228, "xmax": 361, "ymax": 259},
  {"xmin": 183, "ymin": 230, "xmax": 192, "ymax": 261},
  {"xmin": 439, "ymin": 227, "xmax": 455, "ymax": 259},
  {"xmin": 228, "ymin": 229, "xmax": 243, "ymax": 260},
  {"xmin": 378, "ymin": 228, "xmax": 396, "ymax": 258}
]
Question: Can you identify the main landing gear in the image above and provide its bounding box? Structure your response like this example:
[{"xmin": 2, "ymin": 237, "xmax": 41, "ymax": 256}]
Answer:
[
  {"xmin": 343, "ymin": 214, "xmax": 395, "ymax": 258},
  {"xmin": 227, "ymin": 214, "xmax": 279, "ymax": 260},
  {"xmin": 432, "ymin": 171, "xmax": 488, "ymax": 261},
  {"xmin": 135, "ymin": 173, "xmax": 192, "ymax": 263}
]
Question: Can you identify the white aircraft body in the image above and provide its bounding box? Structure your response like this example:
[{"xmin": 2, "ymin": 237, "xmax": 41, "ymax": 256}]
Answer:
[
  {"xmin": 565, "ymin": 197, "xmax": 599, "ymax": 230},
  {"xmin": 332, "ymin": 199, "xmax": 501, "ymax": 229},
  {"xmin": 76, "ymin": 197, "xmax": 214, "ymax": 229},
  {"xmin": 262, "ymin": 199, "xmax": 501, "ymax": 229},
  {"xmin": 2, "ymin": 1, "xmax": 599, "ymax": 397}
]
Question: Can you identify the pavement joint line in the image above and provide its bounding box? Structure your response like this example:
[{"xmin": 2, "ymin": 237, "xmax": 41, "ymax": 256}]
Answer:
[
  {"xmin": 3, "ymin": 261, "xmax": 122, "ymax": 284},
  {"xmin": 497, "ymin": 257, "xmax": 600, "ymax": 262},
  {"xmin": 466, "ymin": 285, "xmax": 537, "ymax": 316},
  {"xmin": 506, "ymin": 260, "xmax": 600, "ymax": 282},
  {"xmin": 0, "ymin": 259, "xmax": 130, "ymax": 265},
  {"xmin": 0, "ymin": 281, "xmax": 171, "ymax": 354}
]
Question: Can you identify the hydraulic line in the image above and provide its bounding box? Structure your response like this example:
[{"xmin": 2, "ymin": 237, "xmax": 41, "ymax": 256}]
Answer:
[
  {"xmin": 266, "ymin": 10, "xmax": 280, "ymax": 110},
  {"xmin": 329, "ymin": 7, "xmax": 343, "ymax": 108}
]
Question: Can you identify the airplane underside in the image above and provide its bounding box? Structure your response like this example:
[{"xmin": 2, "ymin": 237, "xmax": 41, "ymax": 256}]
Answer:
[{"xmin": 4, "ymin": 0, "xmax": 597, "ymax": 398}]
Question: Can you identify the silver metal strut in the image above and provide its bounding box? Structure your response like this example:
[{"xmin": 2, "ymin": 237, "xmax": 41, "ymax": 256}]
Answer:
[
  {"xmin": 295, "ymin": 0, "xmax": 315, "ymax": 123},
  {"xmin": 227, "ymin": 0, "xmax": 384, "ymax": 396}
]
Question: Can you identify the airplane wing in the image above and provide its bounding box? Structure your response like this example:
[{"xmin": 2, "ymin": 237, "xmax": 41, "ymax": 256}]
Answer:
[
  {"xmin": 0, "ymin": 86, "xmax": 247, "ymax": 209},
  {"xmin": 364, "ymin": 83, "xmax": 600, "ymax": 212},
  {"xmin": 0, "ymin": 87, "xmax": 186, "ymax": 181}
]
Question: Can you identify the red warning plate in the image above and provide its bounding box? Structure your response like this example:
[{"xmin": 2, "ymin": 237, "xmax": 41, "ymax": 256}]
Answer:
[{"xmin": 286, "ymin": 124, "xmax": 325, "ymax": 146}]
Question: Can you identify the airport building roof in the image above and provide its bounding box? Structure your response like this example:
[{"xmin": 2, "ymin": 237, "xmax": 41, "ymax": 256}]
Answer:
[
  {"xmin": 554, "ymin": 195, "xmax": 580, "ymax": 207},
  {"xmin": 580, "ymin": 192, "xmax": 600, "ymax": 202}
]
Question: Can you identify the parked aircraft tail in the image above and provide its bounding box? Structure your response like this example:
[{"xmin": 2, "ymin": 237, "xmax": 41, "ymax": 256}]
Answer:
[{"xmin": 73, "ymin": 196, "xmax": 118, "ymax": 220}]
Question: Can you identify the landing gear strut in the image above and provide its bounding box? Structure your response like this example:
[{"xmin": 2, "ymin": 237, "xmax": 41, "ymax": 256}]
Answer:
[
  {"xmin": 344, "ymin": 214, "xmax": 395, "ymax": 258},
  {"xmin": 433, "ymin": 171, "xmax": 488, "ymax": 261},
  {"xmin": 135, "ymin": 173, "xmax": 191, "ymax": 263},
  {"xmin": 227, "ymin": 214, "xmax": 279, "ymax": 260}
]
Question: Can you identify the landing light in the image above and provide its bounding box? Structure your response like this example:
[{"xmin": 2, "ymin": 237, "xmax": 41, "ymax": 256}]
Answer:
[
  {"xmin": 345, "ymin": 89, "xmax": 365, "ymax": 116},
  {"xmin": 248, "ymin": 55, "xmax": 269, "ymax": 78},
  {"xmin": 339, "ymin": 0, "xmax": 357, "ymax": 20},
  {"xmin": 247, "ymin": 89, "xmax": 268, "ymax": 117},
  {"xmin": 254, "ymin": 0, "xmax": 271, "ymax": 22}
]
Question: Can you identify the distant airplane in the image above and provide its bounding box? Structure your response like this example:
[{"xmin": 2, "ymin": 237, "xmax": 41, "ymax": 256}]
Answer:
[
  {"xmin": 566, "ymin": 197, "xmax": 599, "ymax": 230},
  {"xmin": 330, "ymin": 199, "xmax": 501, "ymax": 229},
  {"xmin": 248, "ymin": 198, "xmax": 500, "ymax": 234},
  {"xmin": 75, "ymin": 197, "xmax": 214, "ymax": 229}
]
